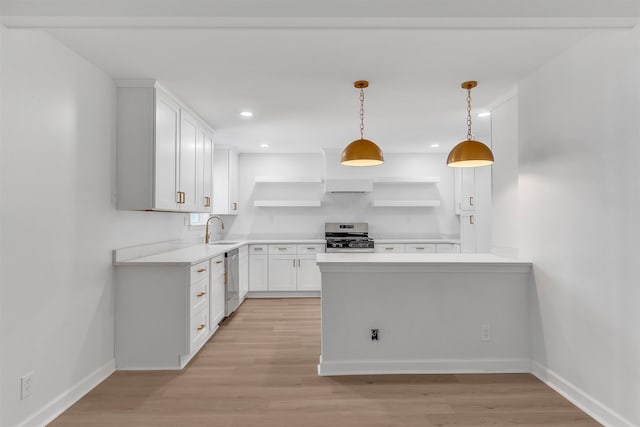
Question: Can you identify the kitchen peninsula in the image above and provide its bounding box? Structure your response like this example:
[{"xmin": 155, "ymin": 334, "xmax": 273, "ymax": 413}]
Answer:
[{"xmin": 316, "ymin": 253, "xmax": 532, "ymax": 376}]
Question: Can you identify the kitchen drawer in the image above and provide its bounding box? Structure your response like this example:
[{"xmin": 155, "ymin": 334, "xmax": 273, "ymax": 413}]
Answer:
[
  {"xmin": 190, "ymin": 278, "xmax": 209, "ymax": 315},
  {"xmin": 297, "ymin": 244, "xmax": 325, "ymax": 254},
  {"xmin": 210, "ymin": 254, "xmax": 225, "ymax": 275},
  {"xmin": 249, "ymin": 244, "xmax": 267, "ymax": 254},
  {"xmin": 190, "ymin": 261, "xmax": 209, "ymax": 284},
  {"xmin": 405, "ymin": 243, "xmax": 436, "ymax": 253},
  {"xmin": 268, "ymin": 244, "xmax": 296, "ymax": 255},
  {"xmin": 189, "ymin": 310, "xmax": 209, "ymax": 354},
  {"xmin": 436, "ymin": 243, "xmax": 459, "ymax": 253},
  {"xmin": 374, "ymin": 244, "xmax": 404, "ymax": 253}
]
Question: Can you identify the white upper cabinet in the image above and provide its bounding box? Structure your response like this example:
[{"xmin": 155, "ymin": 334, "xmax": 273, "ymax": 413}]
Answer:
[
  {"xmin": 211, "ymin": 148, "xmax": 239, "ymax": 215},
  {"xmin": 116, "ymin": 80, "xmax": 215, "ymax": 213}
]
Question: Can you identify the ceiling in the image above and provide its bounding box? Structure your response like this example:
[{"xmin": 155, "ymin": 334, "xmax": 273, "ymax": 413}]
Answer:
[{"xmin": 2, "ymin": 0, "xmax": 638, "ymax": 154}]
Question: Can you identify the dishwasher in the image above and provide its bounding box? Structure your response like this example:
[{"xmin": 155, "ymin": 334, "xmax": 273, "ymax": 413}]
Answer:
[{"xmin": 224, "ymin": 249, "xmax": 240, "ymax": 316}]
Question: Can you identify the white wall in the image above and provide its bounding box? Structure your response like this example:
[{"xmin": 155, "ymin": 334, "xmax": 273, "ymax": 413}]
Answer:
[
  {"xmin": 223, "ymin": 152, "xmax": 461, "ymax": 240},
  {"xmin": 0, "ymin": 27, "xmax": 188, "ymax": 427},
  {"xmin": 518, "ymin": 27, "xmax": 640, "ymax": 426},
  {"xmin": 490, "ymin": 95, "xmax": 519, "ymax": 257}
]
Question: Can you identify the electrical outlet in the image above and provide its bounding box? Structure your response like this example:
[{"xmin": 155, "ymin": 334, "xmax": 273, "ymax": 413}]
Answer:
[
  {"xmin": 371, "ymin": 328, "xmax": 379, "ymax": 341},
  {"xmin": 481, "ymin": 324, "xmax": 491, "ymax": 341},
  {"xmin": 21, "ymin": 372, "xmax": 34, "ymax": 400}
]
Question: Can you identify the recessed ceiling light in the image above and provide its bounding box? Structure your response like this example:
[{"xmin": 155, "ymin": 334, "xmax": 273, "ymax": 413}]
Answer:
[
  {"xmin": 477, "ymin": 112, "xmax": 491, "ymax": 118},
  {"xmin": 431, "ymin": 143, "xmax": 440, "ymax": 148},
  {"xmin": 260, "ymin": 143, "xmax": 269, "ymax": 149},
  {"xmin": 240, "ymin": 111, "xmax": 253, "ymax": 117}
]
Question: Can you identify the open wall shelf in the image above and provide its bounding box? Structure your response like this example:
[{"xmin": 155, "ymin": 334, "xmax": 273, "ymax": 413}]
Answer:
[
  {"xmin": 254, "ymin": 200, "xmax": 322, "ymax": 207},
  {"xmin": 254, "ymin": 176, "xmax": 323, "ymax": 183},
  {"xmin": 372, "ymin": 200, "xmax": 441, "ymax": 207}
]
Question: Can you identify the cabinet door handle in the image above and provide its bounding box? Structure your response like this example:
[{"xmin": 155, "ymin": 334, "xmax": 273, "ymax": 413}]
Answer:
[
  {"xmin": 297, "ymin": 259, "xmax": 301, "ymax": 267},
  {"xmin": 293, "ymin": 259, "xmax": 296, "ymax": 267},
  {"xmin": 470, "ymin": 215, "xmax": 475, "ymax": 225},
  {"xmin": 204, "ymin": 196, "xmax": 211, "ymax": 207},
  {"xmin": 197, "ymin": 324, "xmax": 206, "ymax": 331},
  {"xmin": 232, "ymin": 202, "xmax": 238, "ymax": 210},
  {"xmin": 197, "ymin": 268, "xmax": 206, "ymax": 273},
  {"xmin": 177, "ymin": 191, "xmax": 185, "ymax": 204},
  {"xmin": 469, "ymin": 196, "xmax": 474, "ymax": 206},
  {"xmin": 196, "ymin": 291, "xmax": 206, "ymax": 297},
  {"xmin": 215, "ymin": 260, "xmax": 223, "ymax": 264}
]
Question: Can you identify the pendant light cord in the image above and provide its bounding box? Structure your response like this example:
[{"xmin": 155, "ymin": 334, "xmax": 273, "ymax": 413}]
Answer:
[
  {"xmin": 466, "ymin": 89, "xmax": 472, "ymax": 140},
  {"xmin": 359, "ymin": 88, "xmax": 365, "ymax": 140}
]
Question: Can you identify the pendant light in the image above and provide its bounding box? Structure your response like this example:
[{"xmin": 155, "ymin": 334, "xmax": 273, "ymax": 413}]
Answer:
[
  {"xmin": 341, "ymin": 80, "xmax": 384, "ymax": 166},
  {"xmin": 446, "ymin": 81, "xmax": 494, "ymax": 168}
]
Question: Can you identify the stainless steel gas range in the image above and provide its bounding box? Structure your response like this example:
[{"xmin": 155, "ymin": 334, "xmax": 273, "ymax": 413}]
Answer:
[{"xmin": 325, "ymin": 222, "xmax": 375, "ymax": 253}]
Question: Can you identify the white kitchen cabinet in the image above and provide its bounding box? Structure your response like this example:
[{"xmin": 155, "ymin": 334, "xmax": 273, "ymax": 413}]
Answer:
[
  {"xmin": 405, "ymin": 244, "xmax": 436, "ymax": 253},
  {"xmin": 196, "ymin": 127, "xmax": 214, "ymax": 212},
  {"xmin": 209, "ymin": 255, "xmax": 225, "ymax": 328},
  {"xmin": 297, "ymin": 256, "xmax": 321, "ymax": 290},
  {"xmin": 115, "ymin": 260, "xmax": 212, "ymax": 370},
  {"xmin": 268, "ymin": 255, "xmax": 298, "ymax": 290},
  {"xmin": 454, "ymin": 168, "xmax": 476, "ymax": 215},
  {"xmin": 239, "ymin": 245, "xmax": 249, "ymax": 300},
  {"xmin": 249, "ymin": 253, "xmax": 269, "ymax": 291},
  {"xmin": 374, "ymin": 244, "xmax": 404, "ymax": 253},
  {"xmin": 211, "ymin": 148, "xmax": 239, "ymax": 215},
  {"xmin": 116, "ymin": 80, "xmax": 215, "ymax": 213},
  {"xmin": 460, "ymin": 213, "xmax": 477, "ymax": 253}
]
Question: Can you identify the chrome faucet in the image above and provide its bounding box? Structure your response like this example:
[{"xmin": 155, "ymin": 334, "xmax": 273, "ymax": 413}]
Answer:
[{"xmin": 205, "ymin": 216, "xmax": 225, "ymax": 244}]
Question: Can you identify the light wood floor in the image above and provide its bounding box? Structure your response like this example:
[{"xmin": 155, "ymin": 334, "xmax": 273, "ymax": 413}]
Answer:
[{"xmin": 50, "ymin": 298, "xmax": 599, "ymax": 427}]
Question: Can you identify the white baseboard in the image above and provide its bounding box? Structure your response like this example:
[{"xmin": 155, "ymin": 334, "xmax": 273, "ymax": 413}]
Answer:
[
  {"xmin": 318, "ymin": 358, "xmax": 530, "ymax": 376},
  {"xmin": 531, "ymin": 360, "xmax": 636, "ymax": 427},
  {"xmin": 16, "ymin": 358, "xmax": 115, "ymax": 427}
]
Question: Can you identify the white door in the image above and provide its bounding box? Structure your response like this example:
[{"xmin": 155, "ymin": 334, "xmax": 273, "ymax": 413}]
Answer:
[
  {"xmin": 178, "ymin": 110, "xmax": 199, "ymax": 211},
  {"xmin": 268, "ymin": 255, "xmax": 296, "ymax": 291},
  {"xmin": 154, "ymin": 90, "xmax": 179, "ymax": 210},
  {"xmin": 297, "ymin": 255, "xmax": 321, "ymax": 291},
  {"xmin": 249, "ymin": 254, "xmax": 268, "ymax": 291}
]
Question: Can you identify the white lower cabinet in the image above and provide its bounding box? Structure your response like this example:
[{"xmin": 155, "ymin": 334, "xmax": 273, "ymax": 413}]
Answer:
[
  {"xmin": 268, "ymin": 255, "xmax": 298, "ymax": 290},
  {"xmin": 239, "ymin": 245, "xmax": 249, "ymax": 300},
  {"xmin": 249, "ymin": 253, "xmax": 269, "ymax": 291},
  {"xmin": 209, "ymin": 255, "xmax": 225, "ymax": 327},
  {"xmin": 115, "ymin": 260, "xmax": 212, "ymax": 370},
  {"xmin": 297, "ymin": 255, "xmax": 322, "ymax": 290}
]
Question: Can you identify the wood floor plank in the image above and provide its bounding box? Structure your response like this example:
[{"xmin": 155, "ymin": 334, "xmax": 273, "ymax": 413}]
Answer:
[{"xmin": 48, "ymin": 298, "xmax": 600, "ymax": 426}]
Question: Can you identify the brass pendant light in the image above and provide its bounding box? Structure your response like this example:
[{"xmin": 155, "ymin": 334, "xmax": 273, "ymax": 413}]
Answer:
[
  {"xmin": 341, "ymin": 80, "xmax": 384, "ymax": 166},
  {"xmin": 447, "ymin": 81, "xmax": 494, "ymax": 168}
]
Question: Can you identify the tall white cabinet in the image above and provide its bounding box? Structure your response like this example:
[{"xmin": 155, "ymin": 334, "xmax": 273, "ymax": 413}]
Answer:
[
  {"xmin": 211, "ymin": 148, "xmax": 239, "ymax": 215},
  {"xmin": 455, "ymin": 168, "xmax": 477, "ymax": 253},
  {"xmin": 116, "ymin": 80, "xmax": 214, "ymax": 213}
]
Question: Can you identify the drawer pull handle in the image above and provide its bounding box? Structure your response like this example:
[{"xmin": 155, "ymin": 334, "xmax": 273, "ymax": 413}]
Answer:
[
  {"xmin": 197, "ymin": 324, "xmax": 206, "ymax": 331},
  {"xmin": 278, "ymin": 247, "xmax": 287, "ymax": 251},
  {"xmin": 416, "ymin": 247, "xmax": 424, "ymax": 250},
  {"xmin": 215, "ymin": 260, "xmax": 223, "ymax": 264},
  {"xmin": 254, "ymin": 247, "xmax": 263, "ymax": 251},
  {"xmin": 196, "ymin": 292, "xmax": 206, "ymax": 297},
  {"xmin": 197, "ymin": 268, "xmax": 206, "ymax": 273},
  {"xmin": 385, "ymin": 247, "xmax": 394, "ymax": 250},
  {"xmin": 306, "ymin": 247, "xmax": 316, "ymax": 250}
]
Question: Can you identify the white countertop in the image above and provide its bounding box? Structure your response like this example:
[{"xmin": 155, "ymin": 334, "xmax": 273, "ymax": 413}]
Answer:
[{"xmin": 114, "ymin": 238, "xmax": 464, "ymax": 267}]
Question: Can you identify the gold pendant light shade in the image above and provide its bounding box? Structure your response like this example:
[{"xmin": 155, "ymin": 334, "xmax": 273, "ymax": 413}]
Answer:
[
  {"xmin": 446, "ymin": 140, "xmax": 494, "ymax": 167},
  {"xmin": 447, "ymin": 81, "xmax": 494, "ymax": 168},
  {"xmin": 341, "ymin": 80, "xmax": 384, "ymax": 166},
  {"xmin": 341, "ymin": 139, "xmax": 384, "ymax": 166}
]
